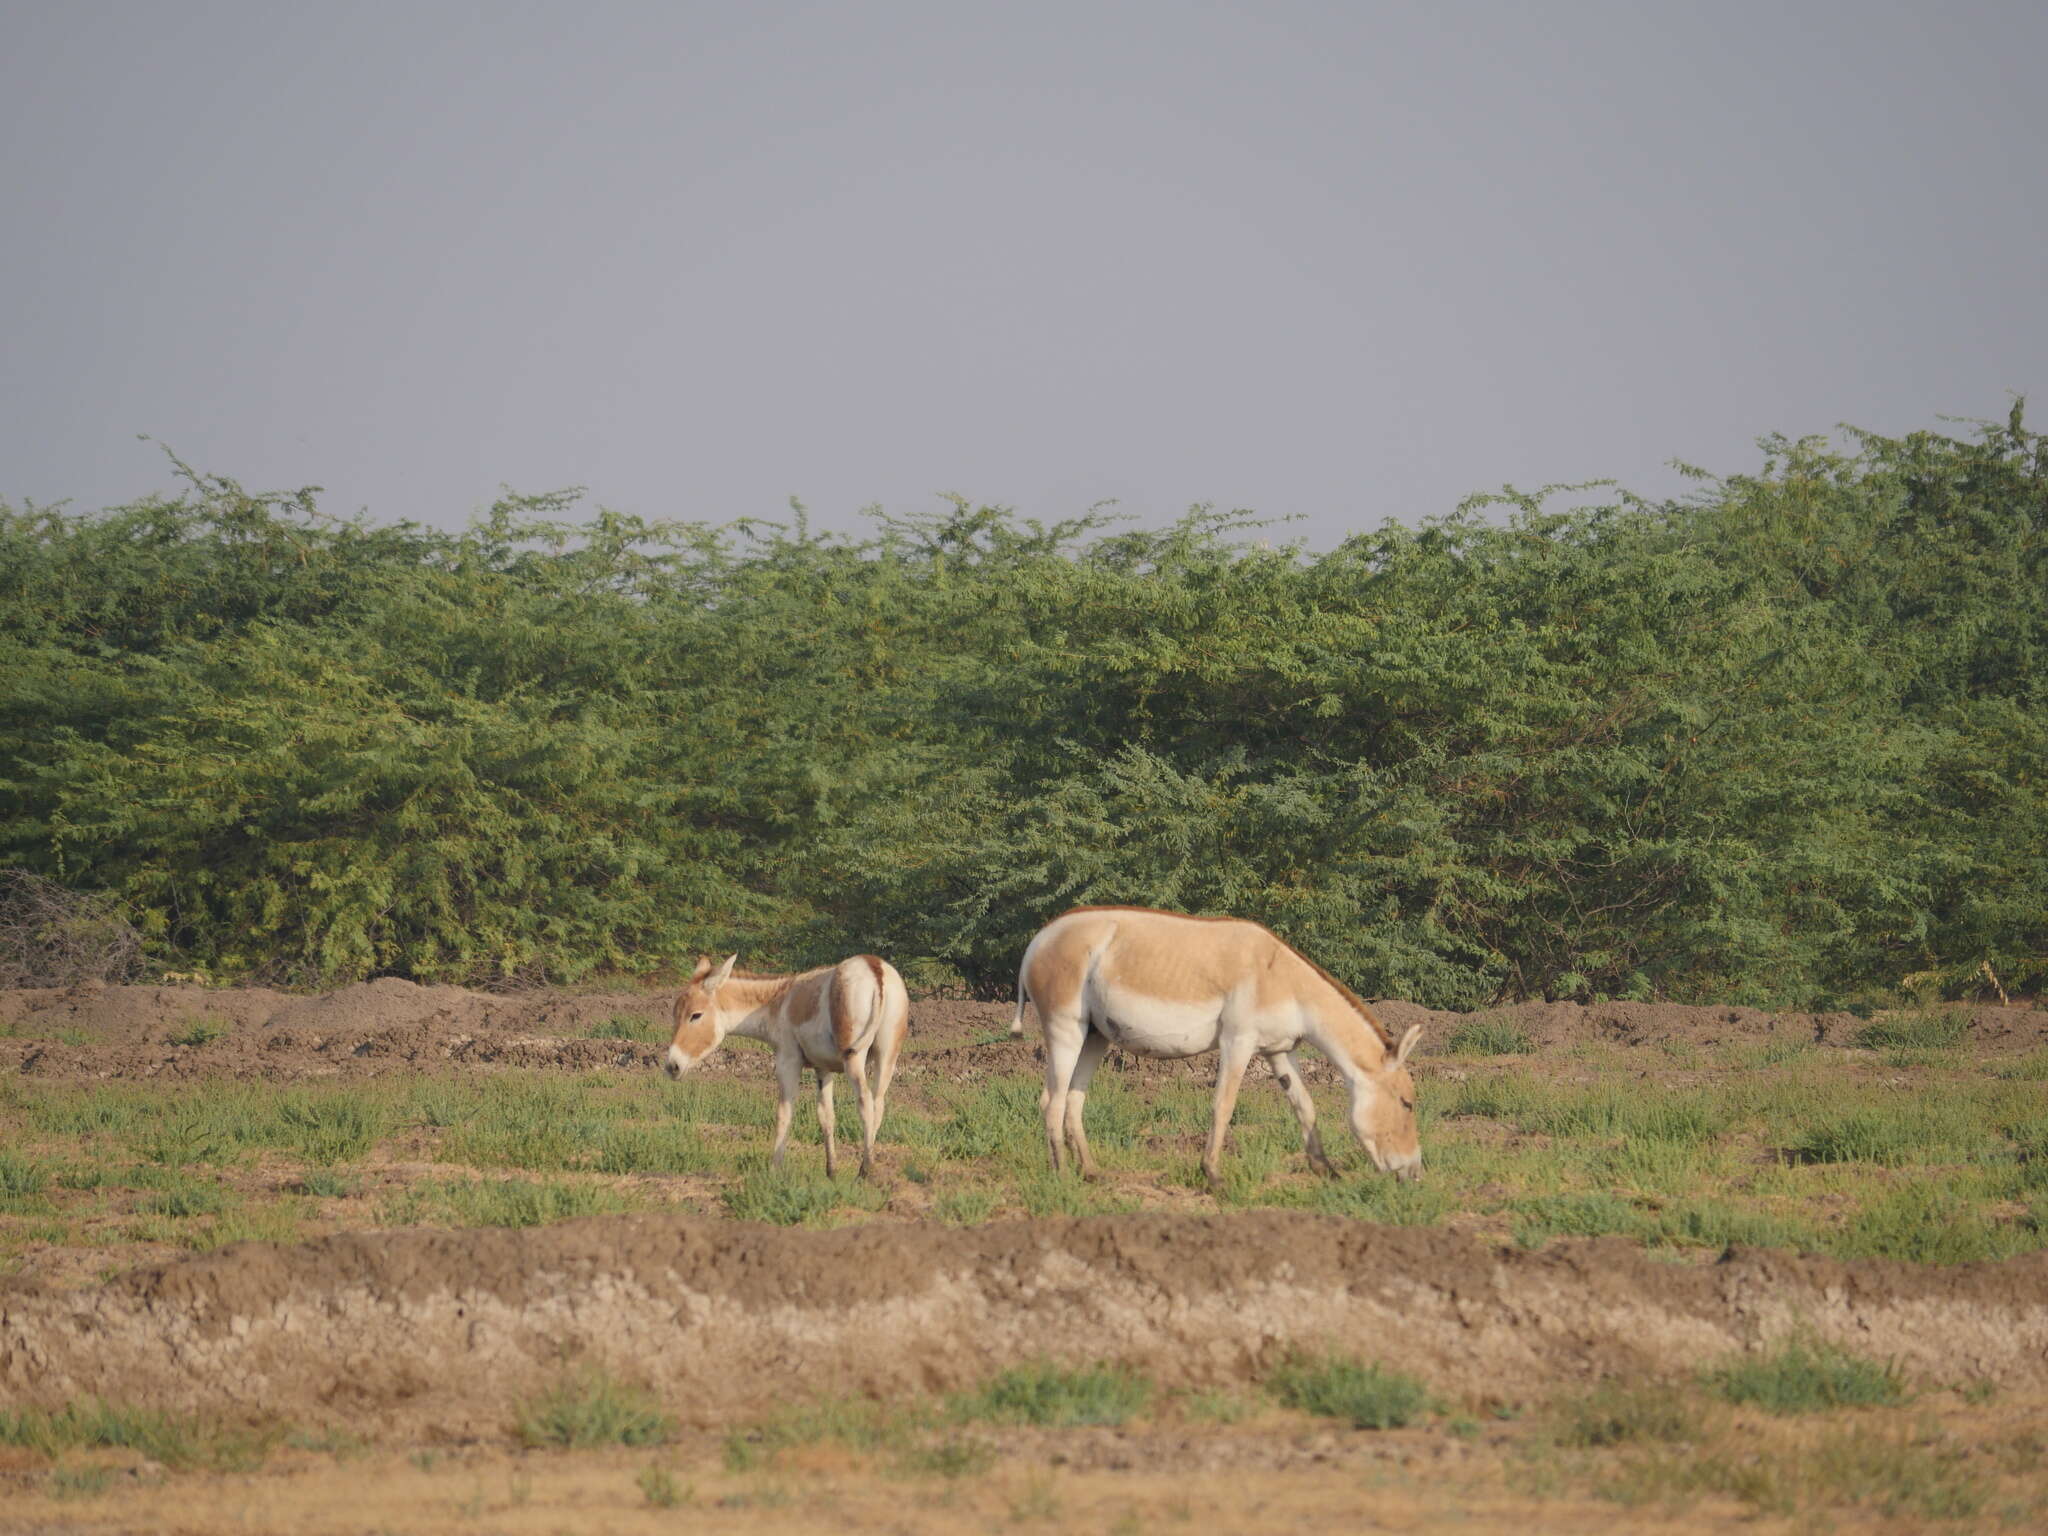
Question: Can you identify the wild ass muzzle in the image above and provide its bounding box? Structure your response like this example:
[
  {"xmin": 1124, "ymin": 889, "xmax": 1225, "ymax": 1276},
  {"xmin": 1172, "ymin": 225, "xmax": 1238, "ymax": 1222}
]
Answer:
[
  {"xmin": 1012, "ymin": 907, "xmax": 1423, "ymax": 1187},
  {"xmin": 666, "ymin": 953, "xmax": 909, "ymax": 1179}
]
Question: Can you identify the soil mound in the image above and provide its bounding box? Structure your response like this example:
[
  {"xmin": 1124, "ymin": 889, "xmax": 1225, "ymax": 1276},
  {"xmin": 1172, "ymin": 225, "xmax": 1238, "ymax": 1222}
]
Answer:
[
  {"xmin": 2, "ymin": 1213, "xmax": 2043, "ymax": 1436},
  {"xmin": 4, "ymin": 982, "xmax": 2045, "ymax": 1086}
]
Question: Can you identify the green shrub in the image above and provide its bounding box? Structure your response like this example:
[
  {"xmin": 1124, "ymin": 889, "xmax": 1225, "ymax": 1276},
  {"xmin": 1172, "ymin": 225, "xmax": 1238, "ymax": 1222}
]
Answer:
[
  {"xmin": 167, "ymin": 1015, "xmax": 230, "ymax": 1047},
  {"xmin": 952, "ymin": 1363, "xmax": 1152, "ymax": 1428},
  {"xmin": 1268, "ymin": 1355, "xmax": 1429, "ymax": 1429},
  {"xmin": 516, "ymin": 1370, "xmax": 672, "ymax": 1448},
  {"xmin": 1705, "ymin": 1337, "xmax": 1905, "ymax": 1414}
]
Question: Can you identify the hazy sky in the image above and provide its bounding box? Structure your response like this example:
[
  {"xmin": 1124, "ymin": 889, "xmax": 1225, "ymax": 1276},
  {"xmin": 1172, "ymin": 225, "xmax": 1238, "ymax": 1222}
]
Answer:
[{"xmin": 5, "ymin": 1, "xmax": 2044, "ymax": 546}]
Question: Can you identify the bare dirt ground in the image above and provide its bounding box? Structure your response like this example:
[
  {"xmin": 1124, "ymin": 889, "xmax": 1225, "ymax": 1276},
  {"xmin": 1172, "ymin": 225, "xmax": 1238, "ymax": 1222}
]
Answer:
[
  {"xmin": 4, "ymin": 1211, "xmax": 2046, "ymax": 1434},
  {"xmin": 5, "ymin": 977, "xmax": 2046, "ymax": 1085}
]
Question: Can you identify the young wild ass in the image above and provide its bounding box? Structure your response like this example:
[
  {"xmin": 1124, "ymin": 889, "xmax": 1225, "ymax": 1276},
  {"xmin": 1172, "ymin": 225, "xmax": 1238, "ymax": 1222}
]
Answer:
[
  {"xmin": 1012, "ymin": 907, "xmax": 1424, "ymax": 1187},
  {"xmin": 665, "ymin": 954, "xmax": 909, "ymax": 1178}
]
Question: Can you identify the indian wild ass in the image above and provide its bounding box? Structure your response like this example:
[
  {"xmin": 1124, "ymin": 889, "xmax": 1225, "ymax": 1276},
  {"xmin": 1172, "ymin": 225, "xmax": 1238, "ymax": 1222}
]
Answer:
[
  {"xmin": 665, "ymin": 954, "xmax": 909, "ymax": 1178},
  {"xmin": 1012, "ymin": 906, "xmax": 1423, "ymax": 1186}
]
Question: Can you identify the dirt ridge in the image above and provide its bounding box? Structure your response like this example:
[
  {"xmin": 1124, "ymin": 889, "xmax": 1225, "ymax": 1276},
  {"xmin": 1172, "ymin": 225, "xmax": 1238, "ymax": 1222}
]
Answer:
[
  {"xmin": 3, "ymin": 1212, "xmax": 2044, "ymax": 1434},
  {"xmin": 4, "ymin": 981, "xmax": 2045, "ymax": 1085}
]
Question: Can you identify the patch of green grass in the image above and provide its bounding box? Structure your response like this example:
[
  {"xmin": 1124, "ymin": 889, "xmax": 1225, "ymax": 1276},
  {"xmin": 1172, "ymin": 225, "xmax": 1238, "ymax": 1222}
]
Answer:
[
  {"xmin": 1600, "ymin": 1425, "xmax": 1982, "ymax": 1520},
  {"xmin": 184, "ymin": 1199, "xmax": 304, "ymax": 1253},
  {"xmin": 1836, "ymin": 1183, "xmax": 2030, "ymax": 1263},
  {"xmin": 1015, "ymin": 1169, "xmax": 1138, "ymax": 1218},
  {"xmin": 933, "ymin": 1189, "xmax": 997, "ymax": 1225},
  {"xmin": 285, "ymin": 1426, "xmax": 372, "ymax": 1458},
  {"xmin": 636, "ymin": 1462, "xmax": 687, "ymax": 1506},
  {"xmin": 1313, "ymin": 1175, "xmax": 1451, "ymax": 1226},
  {"xmin": 723, "ymin": 1398, "xmax": 909, "ymax": 1470},
  {"xmin": 385, "ymin": 1177, "xmax": 637, "ymax": 1230},
  {"xmin": 0, "ymin": 1150, "xmax": 53, "ymax": 1211},
  {"xmin": 1182, "ymin": 1389, "xmax": 1258, "ymax": 1425},
  {"xmin": 515, "ymin": 1370, "xmax": 673, "ymax": 1449},
  {"xmin": 275, "ymin": 1090, "xmax": 390, "ymax": 1165},
  {"xmin": 1994, "ymin": 1048, "xmax": 2048, "ymax": 1081},
  {"xmin": 0, "ymin": 1400, "xmax": 275, "ymax": 1471},
  {"xmin": 719, "ymin": 1165, "xmax": 887, "ymax": 1226},
  {"xmin": 952, "ymin": 1363, "xmax": 1152, "ymax": 1428},
  {"xmin": 895, "ymin": 1437, "xmax": 995, "ymax": 1478},
  {"xmin": 592, "ymin": 1122, "xmax": 704, "ymax": 1176},
  {"xmin": 167, "ymin": 1015, "xmax": 231, "ymax": 1047},
  {"xmin": 138, "ymin": 1182, "xmax": 231, "ymax": 1218},
  {"xmin": 1510, "ymin": 1192, "xmax": 1657, "ymax": 1248},
  {"xmin": 1705, "ymin": 1337, "xmax": 1905, "ymax": 1414},
  {"xmin": 48, "ymin": 1465, "xmax": 119, "ymax": 1499},
  {"xmin": 1854, "ymin": 1011, "xmax": 1970, "ymax": 1053},
  {"xmin": 1787, "ymin": 1110, "xmax": 1910, "ymax": 1166},
  {"xmin": 294, "ymin": 1170, "xmax": 360, "ymax": 1199},
  {"xmin": 588, "ymin": 1015, "xmax": 662, "ymax": 1044},
  {"xmin": 1443, "ymin": 1016, "xmax": 1537, "ymax": 1056},
  {"xmin": 1268, "ymin": 1354, "xmax": 1429, "ymax": 1429},
  {"xmin": 1653, "ymin": 1200, "xmax": 1819, "ymax": 1254}
]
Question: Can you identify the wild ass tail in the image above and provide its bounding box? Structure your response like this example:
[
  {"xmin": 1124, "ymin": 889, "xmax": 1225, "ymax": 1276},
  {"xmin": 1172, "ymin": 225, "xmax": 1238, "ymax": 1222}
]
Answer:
[{"xmin": 1010, "ymin": 962, "xmax": 1030, "ymax": 1039}]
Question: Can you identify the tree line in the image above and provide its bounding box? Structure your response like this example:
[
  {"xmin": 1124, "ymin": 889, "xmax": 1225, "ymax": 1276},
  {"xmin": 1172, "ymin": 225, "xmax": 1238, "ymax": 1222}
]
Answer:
[{"xmin": 3, "ymin": 410, "xmax": 2042, "ymax": 1009}]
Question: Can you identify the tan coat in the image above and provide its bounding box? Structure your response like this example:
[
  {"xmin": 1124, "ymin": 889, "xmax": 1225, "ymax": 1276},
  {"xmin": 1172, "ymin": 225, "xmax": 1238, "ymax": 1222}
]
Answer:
[
  {"xmin": 667, "ymin": 954, "xmax": 909, "ymax": 1178},
  {"xmin": 1014, "ymin": 907, "xmax": 1423, "ymax": 1184}
]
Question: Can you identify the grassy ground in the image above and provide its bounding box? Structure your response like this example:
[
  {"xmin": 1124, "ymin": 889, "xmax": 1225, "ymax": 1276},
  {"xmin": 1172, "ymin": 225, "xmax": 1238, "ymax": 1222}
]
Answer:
[
  {"xmin": 3, "ymin": 1032, "xmax": 2045, "ymax": 1277},
  {"xmin": 3, "ymin": 1355, "xmax": 2044, "ymax": 1530},
  {"xmin": 3, "ymin": 1015, "xmax": 2047, "ymax": 1527}
]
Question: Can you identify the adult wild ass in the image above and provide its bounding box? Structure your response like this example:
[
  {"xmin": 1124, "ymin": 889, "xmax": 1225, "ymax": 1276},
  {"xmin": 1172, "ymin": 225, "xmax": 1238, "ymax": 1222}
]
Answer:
[
  {"xmin": 1012, "ymin": 907, "xmax": 1424, "ymax": 1186},
  {"xmin": 666, "ymin": 954, "xmax": 909, "ymax": 1178}
]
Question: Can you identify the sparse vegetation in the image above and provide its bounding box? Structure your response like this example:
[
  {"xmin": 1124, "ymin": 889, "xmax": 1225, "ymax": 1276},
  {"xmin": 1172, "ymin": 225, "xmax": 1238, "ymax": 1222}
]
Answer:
[
  {"xmin": 1444, "ymin": 1016, "xmax": 1537, "ymax": 1056},
  {"xmin": 1552, "ymin": 1382, "xmax": 1701, "ymax": 1448},
  {"xmin": 514, "ymin": 1370, "xmax": 673, "ymax": 1449},
  {"xmin": 167, "ymin": 1015, "xmax": 230, "ymax": 1047},
  {"xmin": 953, "ymin": 1363, "xmax": 1153, "ymax": 1429},
  {"xmin": 636, "ymin": 1463, "xmax": 686, "ymax": 1506},
  {"xmin": 1705, "ymin": 1337, "xmax": 1906, "ymax": 1414},
  {"xmin": 0, "ymin": 1400, "xmax": 275, "ymax": 1471},
  {"xmin": 1268, "ymin": 1355, "xmax": 1430, "ymax": 1429}
]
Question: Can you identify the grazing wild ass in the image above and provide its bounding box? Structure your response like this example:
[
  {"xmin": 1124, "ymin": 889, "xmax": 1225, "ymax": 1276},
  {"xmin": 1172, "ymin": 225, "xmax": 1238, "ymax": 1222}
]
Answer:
[
  {"xmin": 1012, "ymin": 907, "xmax": 1424, "ymax": 1186},
  {"xmin": 666, "ymin": 954, "xmax": 909, "ymax": 1178}
]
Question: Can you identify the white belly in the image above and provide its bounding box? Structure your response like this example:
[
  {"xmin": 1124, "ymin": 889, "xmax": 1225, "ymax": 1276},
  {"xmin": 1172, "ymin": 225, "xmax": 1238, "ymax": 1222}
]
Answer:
[{"xmin": 1083, "ymin": 985, "xmax": 1222, "ymax": 1059}]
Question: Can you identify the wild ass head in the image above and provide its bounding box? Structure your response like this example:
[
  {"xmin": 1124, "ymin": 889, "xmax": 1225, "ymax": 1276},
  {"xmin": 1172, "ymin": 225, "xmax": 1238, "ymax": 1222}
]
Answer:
[
  {"xmin": 1352, "ymin": 1023, "xmax": 1425, "ymax": 1181},
  {"xmin": 665, "ymin": 954, "xmax": 739, "ymax": 1078}
]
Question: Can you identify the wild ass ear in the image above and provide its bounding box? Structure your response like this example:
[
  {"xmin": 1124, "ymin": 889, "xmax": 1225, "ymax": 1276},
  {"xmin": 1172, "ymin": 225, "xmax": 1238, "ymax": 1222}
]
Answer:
[
  {"xmin": 690, "ymin": 955, "xmax": 715, "ymax": 981},
  {"xmin": 1393, "ymin": 1023, "xmax": 1424, "ymax": 1070},
  {"xmin": 705, "ymin": 954, "xmax": 739, "ymax": 992}
]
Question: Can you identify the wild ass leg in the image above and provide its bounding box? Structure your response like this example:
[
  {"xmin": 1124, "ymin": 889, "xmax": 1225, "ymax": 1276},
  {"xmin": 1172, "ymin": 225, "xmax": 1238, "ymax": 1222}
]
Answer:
[
  {"xmin": 770, "ymin": 1046, "xmax": 803, "ymax": 1170},
  {"xmin": 843, "ymin": 1046, "xmax": 880, "ymax": 1178},
  {"xmin": 816, "ymin": 1070, "xmax": 839, "ymax": 1179},
  {"xmin": 1266, "ymin": 1048, "xmax": 1337, "ymax": 1177},
  {"xmin": 1040, "ymin": 1013, "xmax": 1089, "ymax": 1174},
  {"xmin": 1202, "ymin": 1035, "xmax": 1258, "ymax": 1190},
  {"xmin": 1062, "ymin": 1030, "xmax": 1110, "ymax": 1180}
]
